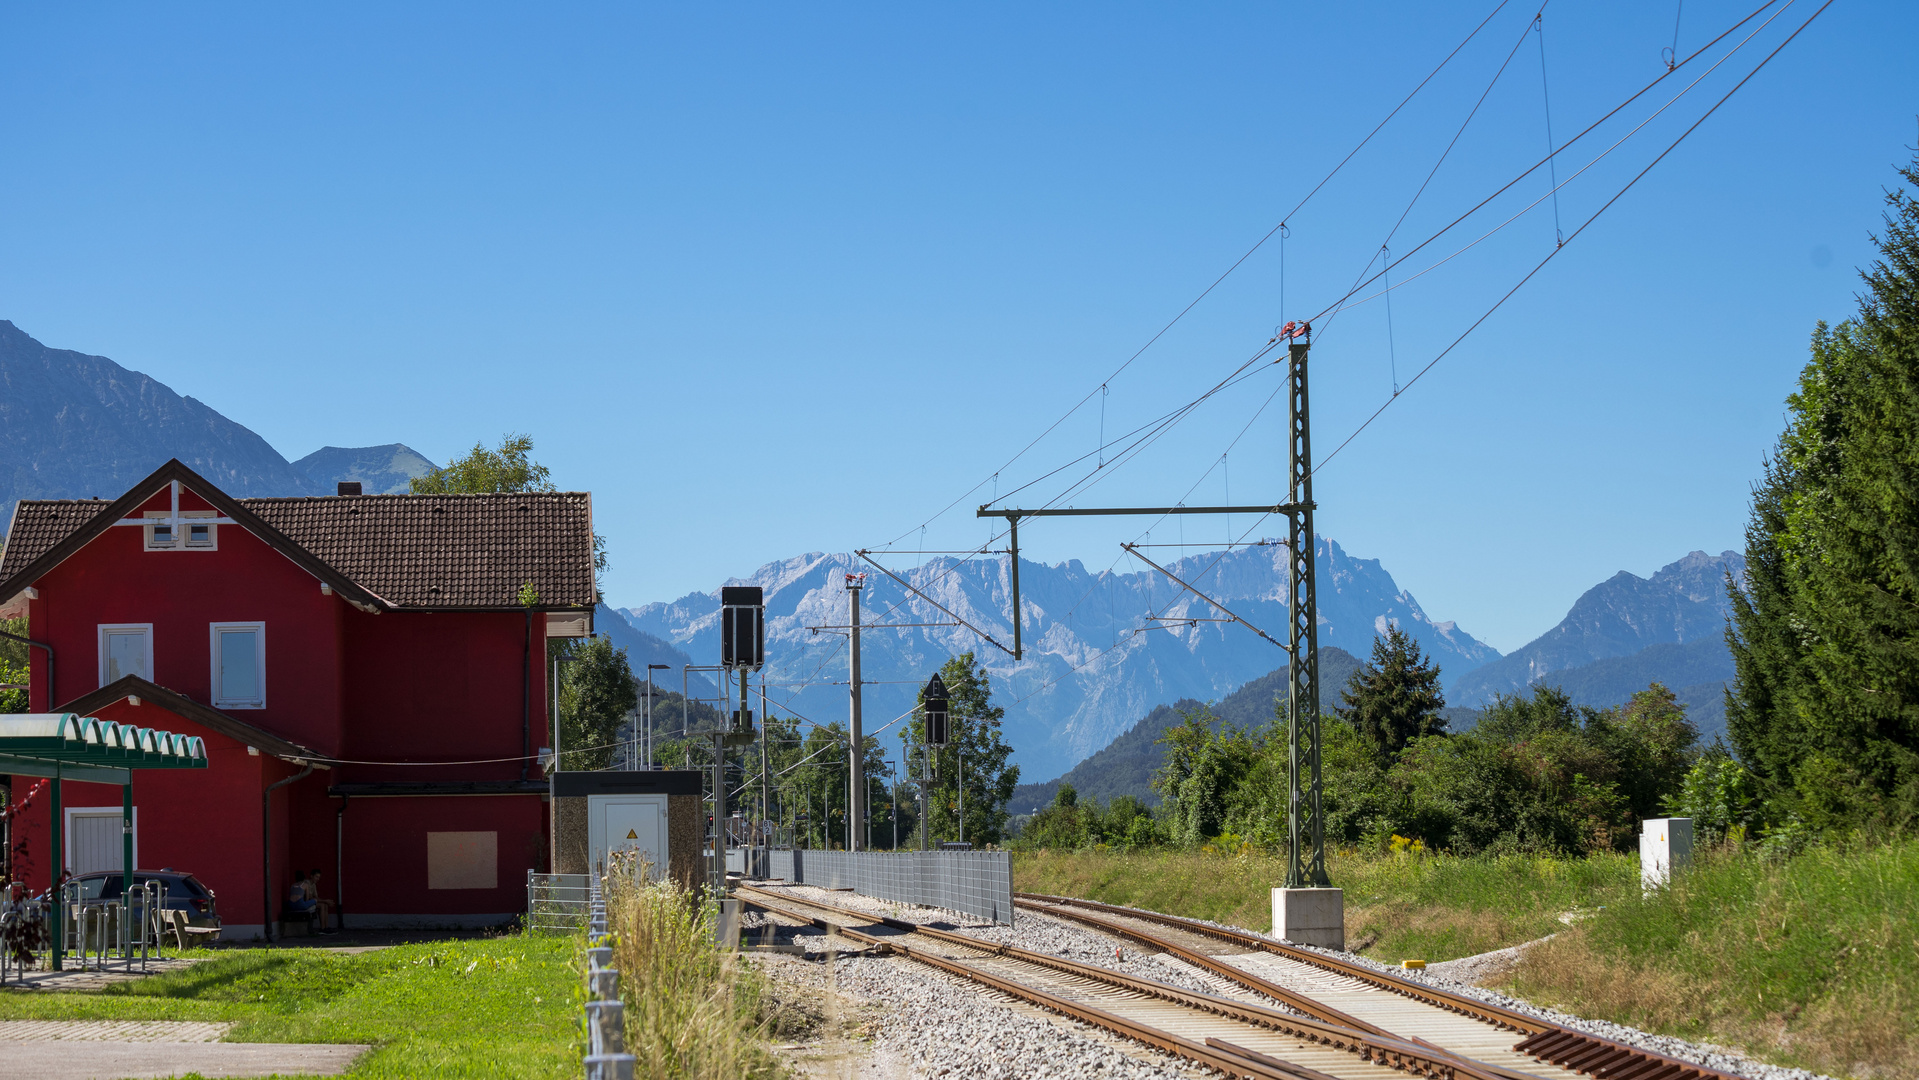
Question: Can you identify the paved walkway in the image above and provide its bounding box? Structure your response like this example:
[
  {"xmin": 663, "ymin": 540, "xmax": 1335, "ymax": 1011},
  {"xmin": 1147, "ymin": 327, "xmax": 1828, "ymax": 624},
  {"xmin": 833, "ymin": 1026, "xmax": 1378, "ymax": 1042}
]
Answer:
[
  {"xmin": 0, "ymin": 958, "xmax": 201, "ymax": 993},
  {"xmin": 0, "ymin": 1021, "xmax": 368, "ymax": 1078}
]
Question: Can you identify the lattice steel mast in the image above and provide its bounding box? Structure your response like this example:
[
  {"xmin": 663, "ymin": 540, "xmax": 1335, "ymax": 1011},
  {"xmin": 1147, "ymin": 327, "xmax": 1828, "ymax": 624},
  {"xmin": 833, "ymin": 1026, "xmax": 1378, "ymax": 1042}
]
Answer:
[{"xmin": 1284, "ymin": 336, "xmax": 1326, "ymax": 888}]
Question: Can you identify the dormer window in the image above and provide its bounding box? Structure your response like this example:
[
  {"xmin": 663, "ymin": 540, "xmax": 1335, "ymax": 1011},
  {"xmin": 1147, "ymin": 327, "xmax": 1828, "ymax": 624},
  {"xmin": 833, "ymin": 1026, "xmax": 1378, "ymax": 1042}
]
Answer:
[{"xmin": 144, "ymin": 510, "xmax": 217, "ymax": 551}]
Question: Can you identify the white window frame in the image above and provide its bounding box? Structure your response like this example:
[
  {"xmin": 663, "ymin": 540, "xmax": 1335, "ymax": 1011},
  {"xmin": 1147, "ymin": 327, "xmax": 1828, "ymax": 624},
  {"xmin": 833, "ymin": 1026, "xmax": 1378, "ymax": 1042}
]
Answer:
[
  {"xmin": 144, "ymin": 509, "xmax": 217, "ymax": 551},
  {"xmin": 142, "ymin": 510, "xmax": 177, "ymax": 550},
  {"xmin": 183, "ymin": 510, "xmax": 217, "ymax": 550},
  {"xmin": 64, "ymin": 806, "xmax": 138, "ymax": 875},
  {"xmin": 209, "ymin": 622, "xmax": 266, "ymax": 709},
  {"xmin": 98, "ymin": 624, "xmax": 154, "ymax": 687}
]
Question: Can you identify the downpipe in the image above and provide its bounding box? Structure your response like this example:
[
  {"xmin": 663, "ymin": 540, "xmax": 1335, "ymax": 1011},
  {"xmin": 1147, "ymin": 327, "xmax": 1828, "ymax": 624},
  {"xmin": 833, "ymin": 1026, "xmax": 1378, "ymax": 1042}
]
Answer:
[{"xmin": 262, "ymin": 764, "xmax": 315, "ymax": 943}]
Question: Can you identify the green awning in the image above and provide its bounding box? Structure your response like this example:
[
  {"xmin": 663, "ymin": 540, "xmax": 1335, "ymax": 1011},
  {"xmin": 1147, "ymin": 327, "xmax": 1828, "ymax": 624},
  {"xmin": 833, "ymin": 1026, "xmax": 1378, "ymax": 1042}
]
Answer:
[{"xmin": 0, "ymin": 713, "xmax": 209, "ymax": 784}]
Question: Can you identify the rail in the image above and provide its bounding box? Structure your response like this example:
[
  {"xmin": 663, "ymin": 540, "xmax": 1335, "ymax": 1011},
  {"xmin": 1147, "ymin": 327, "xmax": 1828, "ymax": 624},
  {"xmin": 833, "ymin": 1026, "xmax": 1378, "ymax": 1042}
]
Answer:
[
  {"xmin": 1015, "ymin": 892, "xmax": 1751, "ymax": 1080},
  {"xmin": 736, "ymin": 884, "xmax": 1533, "ymax": 1080}
]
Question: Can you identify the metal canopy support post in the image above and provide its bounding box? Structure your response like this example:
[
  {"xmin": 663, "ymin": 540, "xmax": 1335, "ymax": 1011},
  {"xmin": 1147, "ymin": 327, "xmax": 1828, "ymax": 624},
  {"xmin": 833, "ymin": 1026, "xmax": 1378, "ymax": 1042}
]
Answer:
[
  {"xmin": 122, "ymin": 777, "xmax": 133, "ymax": 962},
  {"xmin": 50, "ymin": 765, "xmax": 61, "ymax": 971},
  {"xmin": 1285, "ymin": 339, "xmax": 1327, "ymax": 889}
]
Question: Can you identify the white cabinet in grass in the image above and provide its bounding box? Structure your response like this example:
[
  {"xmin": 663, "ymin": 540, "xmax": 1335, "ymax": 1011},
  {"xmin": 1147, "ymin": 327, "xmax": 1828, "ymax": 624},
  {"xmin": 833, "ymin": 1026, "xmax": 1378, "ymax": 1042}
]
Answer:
[{"xmin": 210, "ymin": 622, "xmax": 266, "ymax": 709}]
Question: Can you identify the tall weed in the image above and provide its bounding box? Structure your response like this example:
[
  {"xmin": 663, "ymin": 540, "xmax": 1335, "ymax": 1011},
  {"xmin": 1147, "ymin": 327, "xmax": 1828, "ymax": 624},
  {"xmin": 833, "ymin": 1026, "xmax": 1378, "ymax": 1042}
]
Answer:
[{"xmin": 603, "ymin": 874, "xmax": 779, "ymax": 1080}]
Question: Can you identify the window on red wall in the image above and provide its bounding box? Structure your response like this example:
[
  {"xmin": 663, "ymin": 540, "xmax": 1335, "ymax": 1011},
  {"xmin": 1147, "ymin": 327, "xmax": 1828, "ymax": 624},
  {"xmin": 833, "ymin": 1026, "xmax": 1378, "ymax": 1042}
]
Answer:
[
  {"xmin": 99, "ymin": 624, "xmax": 153, "ymax": 685},
  {"xmin": 210, "ymin": 623, "xmax": 265, "ymax": 709}
]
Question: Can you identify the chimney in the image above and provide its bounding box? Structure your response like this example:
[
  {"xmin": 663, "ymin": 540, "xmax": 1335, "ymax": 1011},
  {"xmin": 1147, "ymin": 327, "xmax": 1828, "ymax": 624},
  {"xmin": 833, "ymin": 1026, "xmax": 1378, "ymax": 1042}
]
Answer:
[{"xmin": 337, "ymin": 482, "xmax": 363, "ymax": 497}]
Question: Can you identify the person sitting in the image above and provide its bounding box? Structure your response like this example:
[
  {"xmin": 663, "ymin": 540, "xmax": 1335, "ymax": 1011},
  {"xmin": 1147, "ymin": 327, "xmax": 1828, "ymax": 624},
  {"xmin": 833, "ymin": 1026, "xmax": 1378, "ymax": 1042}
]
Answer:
[
  {"xmin": 306, "ymin": 869, "xmax": 336, "ymax": 934},
  {"xmin": 285, "ymin": 871, "xmax": 317, "ymax": 932}
]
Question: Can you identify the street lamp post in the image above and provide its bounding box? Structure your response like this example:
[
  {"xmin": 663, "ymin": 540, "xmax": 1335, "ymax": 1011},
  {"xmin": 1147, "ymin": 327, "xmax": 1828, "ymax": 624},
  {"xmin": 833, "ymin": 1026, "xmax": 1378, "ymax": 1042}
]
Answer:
[{"xmin": 643, "ymin": 664, "xmax": 671, "ymax": 769}]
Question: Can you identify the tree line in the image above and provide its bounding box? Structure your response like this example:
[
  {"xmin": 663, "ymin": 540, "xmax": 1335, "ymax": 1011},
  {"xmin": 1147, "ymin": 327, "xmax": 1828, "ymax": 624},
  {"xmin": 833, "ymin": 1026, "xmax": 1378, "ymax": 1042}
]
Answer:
[{"xmin": 1017, "ymin": 627, "xmax": 1701, "ymax": 857}]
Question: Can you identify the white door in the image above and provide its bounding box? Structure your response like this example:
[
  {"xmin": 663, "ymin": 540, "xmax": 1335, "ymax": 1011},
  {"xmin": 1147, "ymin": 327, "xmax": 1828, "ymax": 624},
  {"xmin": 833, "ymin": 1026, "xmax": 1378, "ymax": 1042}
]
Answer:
[
  {"xmin": 67, "ymin": 810, "xmax": 132, "ymax": 875},
  {"xmin": 589, "ymin": 795, "xmax": 667, "ymax": 881}
]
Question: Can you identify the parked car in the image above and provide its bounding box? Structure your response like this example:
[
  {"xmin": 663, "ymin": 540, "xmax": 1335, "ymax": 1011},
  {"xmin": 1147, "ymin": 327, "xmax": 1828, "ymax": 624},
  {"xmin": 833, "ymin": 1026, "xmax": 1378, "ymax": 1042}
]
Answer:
[{"xmin": 69, "ymin": 869, "xmax": 221, "ymax": 938}]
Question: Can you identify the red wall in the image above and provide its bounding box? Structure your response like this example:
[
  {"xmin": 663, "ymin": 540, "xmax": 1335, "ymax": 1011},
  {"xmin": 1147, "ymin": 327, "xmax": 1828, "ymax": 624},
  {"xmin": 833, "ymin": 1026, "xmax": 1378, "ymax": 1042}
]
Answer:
[
  {"xmin": 7, "ymin": 485, "xmax": 558, "ymax": 924},
  {"xmin": 28, "ymin": 488, "xmax": 346, "ymax": 754},
  {"xmin": 10, "ymin": 698, "xmax": 295, "ymax": 927},
  {"xmin": 338, "ymin": 609, "xmax": 541, "ymax": 784},
  {"xmin": 342, "ymin": 795, "xmax": 546, "ymax": 917}
]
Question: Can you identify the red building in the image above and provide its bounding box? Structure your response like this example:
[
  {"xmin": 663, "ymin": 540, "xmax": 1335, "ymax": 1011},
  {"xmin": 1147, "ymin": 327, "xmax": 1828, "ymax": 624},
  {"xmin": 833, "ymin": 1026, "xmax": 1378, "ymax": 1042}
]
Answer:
[{"xmin": 0, "ymin": 459, "xmax": 597, "ymax": 938}]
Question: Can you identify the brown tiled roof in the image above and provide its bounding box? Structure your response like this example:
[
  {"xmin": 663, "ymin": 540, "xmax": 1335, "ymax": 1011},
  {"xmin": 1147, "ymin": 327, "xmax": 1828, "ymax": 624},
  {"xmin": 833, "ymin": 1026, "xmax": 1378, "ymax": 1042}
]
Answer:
[
  {"xmin": 244, "ymin": 492, "xmax": 596, "ymax": 609},
  {"xmin": 2, "ymin": 500, "xmax": 113, "ymax": 573},
  {"xmin": 0, "ymin": 459, "xmax": 596, "ymax": 611}
]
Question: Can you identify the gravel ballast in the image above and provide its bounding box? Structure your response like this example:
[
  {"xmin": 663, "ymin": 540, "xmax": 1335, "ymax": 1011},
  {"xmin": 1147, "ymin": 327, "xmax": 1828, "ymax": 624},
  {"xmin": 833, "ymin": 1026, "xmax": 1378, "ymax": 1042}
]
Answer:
[
  {"xmin": 745, "ymin": 882, "xmax": 1835, "ymax": 1080},
  {"xmin": 745, "ymin": 887, "xmax": 1213, "ymax": 1079}
]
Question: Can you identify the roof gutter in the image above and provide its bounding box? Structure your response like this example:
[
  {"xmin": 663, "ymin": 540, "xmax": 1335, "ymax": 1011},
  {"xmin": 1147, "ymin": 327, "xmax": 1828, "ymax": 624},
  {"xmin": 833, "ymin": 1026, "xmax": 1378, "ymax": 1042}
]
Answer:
[{"xmin": 0, "ymin": 627, "xmax": 53, "ymax": 711}]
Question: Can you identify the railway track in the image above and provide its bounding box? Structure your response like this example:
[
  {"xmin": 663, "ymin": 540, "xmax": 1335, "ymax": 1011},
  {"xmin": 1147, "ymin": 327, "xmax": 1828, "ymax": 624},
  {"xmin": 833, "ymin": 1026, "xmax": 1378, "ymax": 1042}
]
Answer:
[
  {"xmin": 737, "ymin": 883, "xmax": 1573, "ymax": 1080},
  {"xmin": 1013, "ymin": 892, "xmax": 1743, "ymax": 1080}
]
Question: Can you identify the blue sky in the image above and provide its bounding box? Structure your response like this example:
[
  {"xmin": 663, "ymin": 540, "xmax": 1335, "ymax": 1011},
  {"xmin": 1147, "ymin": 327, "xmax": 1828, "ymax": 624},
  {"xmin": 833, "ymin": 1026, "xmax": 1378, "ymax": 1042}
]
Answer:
[{"xmin": 2, "ymin": 2, "xmax": 1913, "ymax": 654}]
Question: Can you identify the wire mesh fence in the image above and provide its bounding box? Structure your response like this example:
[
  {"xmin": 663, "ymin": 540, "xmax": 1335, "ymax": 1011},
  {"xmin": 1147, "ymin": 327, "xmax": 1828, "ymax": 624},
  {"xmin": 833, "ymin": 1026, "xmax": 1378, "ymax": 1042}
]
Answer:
[
  {"xmin": 525, "ymin": 872, "xmax": 593, "ymax": 936},
  {"xmin": 761, "ymin": 849, "xmax": 1013, "ymax": 924}
]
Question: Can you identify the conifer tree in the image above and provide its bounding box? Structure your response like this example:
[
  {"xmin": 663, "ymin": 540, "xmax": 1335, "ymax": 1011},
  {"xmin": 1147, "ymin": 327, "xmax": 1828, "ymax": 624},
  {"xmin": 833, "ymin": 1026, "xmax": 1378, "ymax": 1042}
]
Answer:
[
  {"xmin": 1337, "ymin": 626, "xmax": 1446, "ymax": 764},
  {"xmin": 1727, "ymin": 150, "xmax": 1919, "ymax": 829}
]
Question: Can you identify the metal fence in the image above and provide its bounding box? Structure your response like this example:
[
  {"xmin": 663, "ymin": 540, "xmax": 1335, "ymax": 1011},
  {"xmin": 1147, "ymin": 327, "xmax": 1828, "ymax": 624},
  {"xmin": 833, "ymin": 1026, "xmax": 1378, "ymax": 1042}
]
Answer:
[
  {"xmin": 525, "ymin": 872, "xmax": 593, "ymax": 935},
  {"xmin": 580, "ymin": 879, "xmax": 635, "ymax": 1080},
  {"xmin": 761, "ymin": 849, "xmax": 1013, "ymax": 925}
]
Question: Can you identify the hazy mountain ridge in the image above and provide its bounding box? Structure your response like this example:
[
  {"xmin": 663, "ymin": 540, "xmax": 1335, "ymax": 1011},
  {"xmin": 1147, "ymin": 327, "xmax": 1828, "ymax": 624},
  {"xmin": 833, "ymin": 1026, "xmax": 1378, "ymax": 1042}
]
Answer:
[
  {"xmin": 292, "ymin": 444, "xmax": 438, "ymax": 495},
  {"xmin": 0, "ymin": 320, "xmax": 323, "ymax": 519},
  {"xmin": 0, "ymin": 321, "xmax": 438, "ymax": 524},
  {"xmin": 621, "ymin": 538, "xmax": 1499, "ymax": 780},
  {"xmin": 1451, "ymin": 550, "xmax": 1745, "ymax": 706}
]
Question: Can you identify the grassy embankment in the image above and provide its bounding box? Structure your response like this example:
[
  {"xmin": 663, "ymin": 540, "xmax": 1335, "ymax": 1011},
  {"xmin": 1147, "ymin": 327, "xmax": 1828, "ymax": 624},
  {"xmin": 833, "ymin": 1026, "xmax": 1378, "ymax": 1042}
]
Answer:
[
  {"xmin": 0, "ymin": 935, "xmax": 582, "ymax": 1078},
  {"xmin": 1019, "ymin": 843, "xmax": 1919, "ymax": 1079},
  {"xmin": 1510, "ymin": 838, "xmax": 1919, "ymax": 1080},
  {"xmin": 1016, "ymin": 847, "xmax": 1636, "ymax": 963}
]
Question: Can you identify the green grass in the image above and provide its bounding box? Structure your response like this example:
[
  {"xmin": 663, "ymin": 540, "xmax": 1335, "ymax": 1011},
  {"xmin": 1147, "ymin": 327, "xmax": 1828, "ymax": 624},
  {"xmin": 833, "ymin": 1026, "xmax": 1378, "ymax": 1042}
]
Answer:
[
  {"xmin": 1015, "ymin": 847, "xmax": 1637, "ymax": 962},
  {"xmin": 1508, "ymin": 839, "xmax": 1919, "ymax": 1080},
  {"xmin": 0, "ymin": 935, "xmax": 583, "ymax": 1078}
]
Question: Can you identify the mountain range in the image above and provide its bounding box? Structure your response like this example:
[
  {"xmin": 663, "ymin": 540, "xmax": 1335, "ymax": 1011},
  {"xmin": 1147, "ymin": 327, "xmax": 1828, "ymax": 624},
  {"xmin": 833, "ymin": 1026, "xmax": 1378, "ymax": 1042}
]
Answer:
[
  {"xmin": 621, "ymin": 540, "xmax": 1501, "ymax": 781},
  {"xmin": 1448, "ymin": 549, "xmax": 1742, "ymax": 744},
  {"xmin": 1, "ymin": 318, "xmax": 1746, "ymax": 777},
  {"xmin": 0, "ymin": 320, "xmax": 435, "ymax": 519}
]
